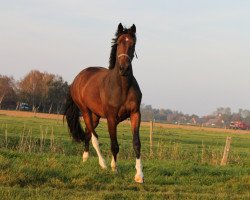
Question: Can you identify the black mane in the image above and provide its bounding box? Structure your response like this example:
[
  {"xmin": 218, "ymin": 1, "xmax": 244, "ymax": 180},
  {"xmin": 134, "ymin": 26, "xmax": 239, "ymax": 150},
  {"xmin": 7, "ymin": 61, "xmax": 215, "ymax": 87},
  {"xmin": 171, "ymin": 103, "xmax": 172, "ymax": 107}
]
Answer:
[{"xmin": 109, "ymin": 27, "xmax": 136, "ymax": 70}]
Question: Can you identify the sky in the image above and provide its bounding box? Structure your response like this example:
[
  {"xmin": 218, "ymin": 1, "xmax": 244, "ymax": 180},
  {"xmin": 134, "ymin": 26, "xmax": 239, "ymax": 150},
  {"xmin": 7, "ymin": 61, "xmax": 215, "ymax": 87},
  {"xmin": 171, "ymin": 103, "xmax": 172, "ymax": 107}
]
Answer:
[{"xmin": 0, "ymin": 0, "xmax": 250, "ymax": 116}]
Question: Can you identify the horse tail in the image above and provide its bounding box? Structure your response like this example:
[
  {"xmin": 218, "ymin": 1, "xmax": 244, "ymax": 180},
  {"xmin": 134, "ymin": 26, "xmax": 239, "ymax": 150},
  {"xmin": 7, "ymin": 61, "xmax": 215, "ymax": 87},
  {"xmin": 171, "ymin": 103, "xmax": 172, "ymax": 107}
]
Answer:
[{"xmin": 64, "ymin": 91, "xmax": 85, "ymax": 142}]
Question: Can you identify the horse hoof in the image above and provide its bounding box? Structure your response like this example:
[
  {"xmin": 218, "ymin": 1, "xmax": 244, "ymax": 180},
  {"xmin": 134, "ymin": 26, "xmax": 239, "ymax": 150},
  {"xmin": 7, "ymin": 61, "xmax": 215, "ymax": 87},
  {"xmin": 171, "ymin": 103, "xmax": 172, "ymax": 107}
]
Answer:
[
  {"xmin": 100, "ymin": 165, "xmax": 107, "ymax": 170},
  {"xmin": 99, "ymin": 159, "xmax": 107, "ymax": 170},
  {"xmin": 100, "ymin": 163, "xmax": 107, "ymax": 170},
  {"xmin": 112, "ymin": 167, "xmax": 118, "ymax": 174},
  {"xmin": 134, "ymin": 175, "xmax": 144, "ymax": 183},
  {"xmin": 82, "ymin": 152, "xmax": 89, "ymax": 162}
]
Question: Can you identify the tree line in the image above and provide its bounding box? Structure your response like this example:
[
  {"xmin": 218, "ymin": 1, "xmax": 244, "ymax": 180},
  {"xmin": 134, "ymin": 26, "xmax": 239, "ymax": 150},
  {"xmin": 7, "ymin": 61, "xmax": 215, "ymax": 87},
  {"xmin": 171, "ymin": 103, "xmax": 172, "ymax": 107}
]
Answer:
[
  {"xmin": 141, "ymin": 104, "xmax": 250, "ymax": 127},
  {"xmin": 0, "ymin": 70, "xmax": 69, "ymax": 113},
  {"xmin": 1, "ymin": 70, "xmax": 250, "ymax": 126}
]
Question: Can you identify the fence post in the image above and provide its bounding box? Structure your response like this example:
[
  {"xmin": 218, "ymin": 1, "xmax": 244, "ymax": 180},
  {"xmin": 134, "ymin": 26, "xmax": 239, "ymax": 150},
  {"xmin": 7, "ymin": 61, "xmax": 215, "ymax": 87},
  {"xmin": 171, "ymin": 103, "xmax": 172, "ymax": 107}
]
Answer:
[
  {"xmin": 201, "ymin": 140, "xmax": 205, "ymax": 164},
  {"xmin": 5, "ymin": 124, "xmax": 8, "ymax": 148},
  {"xmin": 220, "ymin": 136, "xmax": 232, "ymax": 166},
  {"xmin": 150, "ymin": 120, "xmax": 153, "ymax": 157}
]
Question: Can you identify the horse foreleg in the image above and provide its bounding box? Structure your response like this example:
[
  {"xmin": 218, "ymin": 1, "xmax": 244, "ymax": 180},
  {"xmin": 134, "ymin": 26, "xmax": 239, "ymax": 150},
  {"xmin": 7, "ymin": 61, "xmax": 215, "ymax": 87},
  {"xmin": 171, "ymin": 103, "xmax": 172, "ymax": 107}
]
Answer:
[
  {"xmin": 130, "ymin": 112, "xmax": 144, "ymax": 183},
  {"xmin": 107, "ymin": 118, "xmax": 119, "ymax": 173}
]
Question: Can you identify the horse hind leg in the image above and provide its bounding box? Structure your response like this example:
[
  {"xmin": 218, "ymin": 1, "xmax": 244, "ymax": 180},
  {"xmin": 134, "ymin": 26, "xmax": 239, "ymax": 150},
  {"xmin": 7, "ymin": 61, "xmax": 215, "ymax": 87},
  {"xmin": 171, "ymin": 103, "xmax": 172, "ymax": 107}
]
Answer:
[
  {"xmin": 82, "ymin": 128, "xmax": 91, "ymax": 162},
  {"xmin": 91, "ymin": 132, "xmax": 107, "ymax": 169},
  {"xmin": 82, "ymin": 114, "xmax": 96, "ymax": 162},
  {"xmin": 82, "ymin": 114, "xmax": 99, "ymax": 162},
  {"xmin": 82, "ymin": 112, "xmax": 107, "ymax": 169}
]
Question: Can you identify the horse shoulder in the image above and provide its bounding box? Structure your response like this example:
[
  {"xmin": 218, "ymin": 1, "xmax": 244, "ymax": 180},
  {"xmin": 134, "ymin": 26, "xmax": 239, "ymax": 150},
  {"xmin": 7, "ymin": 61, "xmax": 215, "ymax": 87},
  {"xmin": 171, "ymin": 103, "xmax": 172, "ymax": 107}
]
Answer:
[{"xmin": 125, "ymin": 77, "xmax": 142, "ymax": 113}]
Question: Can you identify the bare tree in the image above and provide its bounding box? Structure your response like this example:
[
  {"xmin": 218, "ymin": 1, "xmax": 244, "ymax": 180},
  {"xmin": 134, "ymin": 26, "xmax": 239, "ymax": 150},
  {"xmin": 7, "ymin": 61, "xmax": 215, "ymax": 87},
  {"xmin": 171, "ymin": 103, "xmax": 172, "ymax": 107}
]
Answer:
[
  {"xmin": 18, "ymin": 70, "xmax": 55, "ymax": 111},
  {"xmin": 0, "ymin": 75, "xmax": 17, "ymax": 109},
  {"xmin": 47, "ymin": 75, "xmax": 69, "ymax": 113},
  {"xmin": 18, "ymin": 70, "xmax": 68, "ymax": 113}
]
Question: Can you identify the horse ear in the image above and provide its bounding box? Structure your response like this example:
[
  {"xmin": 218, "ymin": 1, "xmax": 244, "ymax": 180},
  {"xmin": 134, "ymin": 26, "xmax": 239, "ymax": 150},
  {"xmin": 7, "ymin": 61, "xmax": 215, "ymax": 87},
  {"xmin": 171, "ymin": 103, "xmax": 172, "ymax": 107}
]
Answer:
[
  {"xmin": 117, "ymin": 23, "xmax": 123, "ymax": 34},
  {"xmin": 130, "ymin": 24, "xmax": 136, "ymax": 34}
]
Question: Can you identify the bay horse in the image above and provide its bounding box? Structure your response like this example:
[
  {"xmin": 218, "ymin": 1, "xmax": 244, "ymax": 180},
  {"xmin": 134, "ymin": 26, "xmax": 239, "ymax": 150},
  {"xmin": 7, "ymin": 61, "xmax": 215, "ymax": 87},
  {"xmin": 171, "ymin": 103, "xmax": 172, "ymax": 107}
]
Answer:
[{"xmin": 64, "ymin": 23, "xmax": 144, "ymax": 183}]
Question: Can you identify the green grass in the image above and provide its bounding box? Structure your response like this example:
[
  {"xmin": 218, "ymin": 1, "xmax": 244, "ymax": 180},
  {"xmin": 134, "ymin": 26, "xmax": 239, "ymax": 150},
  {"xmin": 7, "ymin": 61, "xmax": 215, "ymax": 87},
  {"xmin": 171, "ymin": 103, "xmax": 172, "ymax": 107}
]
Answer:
[{"xmin": 0, "ymin": 115, "xmax": 250, "ymax": 199}]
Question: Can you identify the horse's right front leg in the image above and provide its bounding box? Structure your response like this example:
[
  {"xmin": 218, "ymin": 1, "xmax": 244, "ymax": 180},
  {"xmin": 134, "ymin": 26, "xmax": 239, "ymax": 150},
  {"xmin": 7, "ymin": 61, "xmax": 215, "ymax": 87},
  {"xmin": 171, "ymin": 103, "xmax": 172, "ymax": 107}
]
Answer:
[{"xmin": 107, "ymin": 118, "xmax": 119, "ymax": 173}]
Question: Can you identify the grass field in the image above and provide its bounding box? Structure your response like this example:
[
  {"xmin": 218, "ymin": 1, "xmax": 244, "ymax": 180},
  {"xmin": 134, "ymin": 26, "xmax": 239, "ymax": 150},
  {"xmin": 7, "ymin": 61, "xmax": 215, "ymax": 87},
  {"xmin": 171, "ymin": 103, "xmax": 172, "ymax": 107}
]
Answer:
[{"xmin": 0, "ymin": 112, "xmax": 250, "ymax": 199}]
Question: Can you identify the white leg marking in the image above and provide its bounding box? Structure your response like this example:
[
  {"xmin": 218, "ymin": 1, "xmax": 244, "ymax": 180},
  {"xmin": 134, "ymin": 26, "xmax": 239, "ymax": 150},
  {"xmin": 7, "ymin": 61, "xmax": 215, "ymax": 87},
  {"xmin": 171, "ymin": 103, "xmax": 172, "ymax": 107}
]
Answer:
[
  {"xmin": 82, "ymin": 151, "xmax": 89, "ymax": 162},
  {"xmin": 111, "ymin": 156, "xmax": 117, "ymax": 173},
  {"xmin": 134, "ymin": 158, "xmax": 144, "ymax": 183},
  {"xmin": 91, "ymin": 133, "xmax": 107, "ymax": 169}
]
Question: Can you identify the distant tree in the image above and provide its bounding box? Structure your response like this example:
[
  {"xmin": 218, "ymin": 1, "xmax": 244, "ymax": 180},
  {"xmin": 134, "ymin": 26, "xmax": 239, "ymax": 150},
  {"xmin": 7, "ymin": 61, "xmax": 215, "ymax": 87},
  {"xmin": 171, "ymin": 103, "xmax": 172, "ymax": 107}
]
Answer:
[
  {"xmin": 166, "ymin": 110, "xmax": 184, "ymax": 123},
  {"xmin": 189, "ymin": 114, "xmax": 199, "ymax": 124},
  {"xmin": 153, "ymin": 108, "xmax": 174, "ymax": 122},
  {"xmin": 230, "ymin": 113, "xmax": 242, "ymax": 122},
  {"xmin": 244, "ymin": 116, "xmax": 250, "ymax": 125},
  {"xmin": 140, "ymin": 104, "xmax": 154, "ymax": 121},
  {"xmin": 213, "ymin": 107, "xmax": 231, "ymax": 116},
  {"xmin": 18, "ymin": 70, "xmax": 54, "ymax": 111},
  {"xmin": 153, "ymin": 109, "xmax": 163, "ymax": 121},
  {"xmin": 0, "ymin": 75, "xmax": 17, "ymax": 109},
  {"xmin": 47, "ymin": 76, "xmax": 69, "ymax": 113},
  {"xmin": 238, "ymin": 109, "xmax": 250, "ymax": 119}
]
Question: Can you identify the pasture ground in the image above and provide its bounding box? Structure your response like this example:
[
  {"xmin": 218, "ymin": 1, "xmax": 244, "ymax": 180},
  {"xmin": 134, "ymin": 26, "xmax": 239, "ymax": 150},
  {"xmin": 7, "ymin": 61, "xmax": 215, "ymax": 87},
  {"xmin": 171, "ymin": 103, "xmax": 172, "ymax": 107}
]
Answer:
[{"xmin": 0, "ymin": 111, "xmax": 249, "ymax": 199}]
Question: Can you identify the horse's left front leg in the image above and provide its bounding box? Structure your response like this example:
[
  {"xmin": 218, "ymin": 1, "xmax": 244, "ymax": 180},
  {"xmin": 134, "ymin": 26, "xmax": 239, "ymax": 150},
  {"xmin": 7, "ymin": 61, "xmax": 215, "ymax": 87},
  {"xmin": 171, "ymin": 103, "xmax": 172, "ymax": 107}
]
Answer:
[
  {"xmin": 130, "ymin": 112, "xmax": 144, "ymax": 183},
  {"xmin": 107, "ymin": 118, "xmax": 119, "ymax": 173}
]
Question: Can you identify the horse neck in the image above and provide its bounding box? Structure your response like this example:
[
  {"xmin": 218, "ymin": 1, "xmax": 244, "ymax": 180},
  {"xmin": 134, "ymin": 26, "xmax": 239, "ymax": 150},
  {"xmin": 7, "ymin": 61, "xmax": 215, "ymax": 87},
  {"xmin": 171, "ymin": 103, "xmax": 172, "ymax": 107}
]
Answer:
[{"xmin": 110, "ymin": 62, "xmax": 133, "ymax": 92}]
